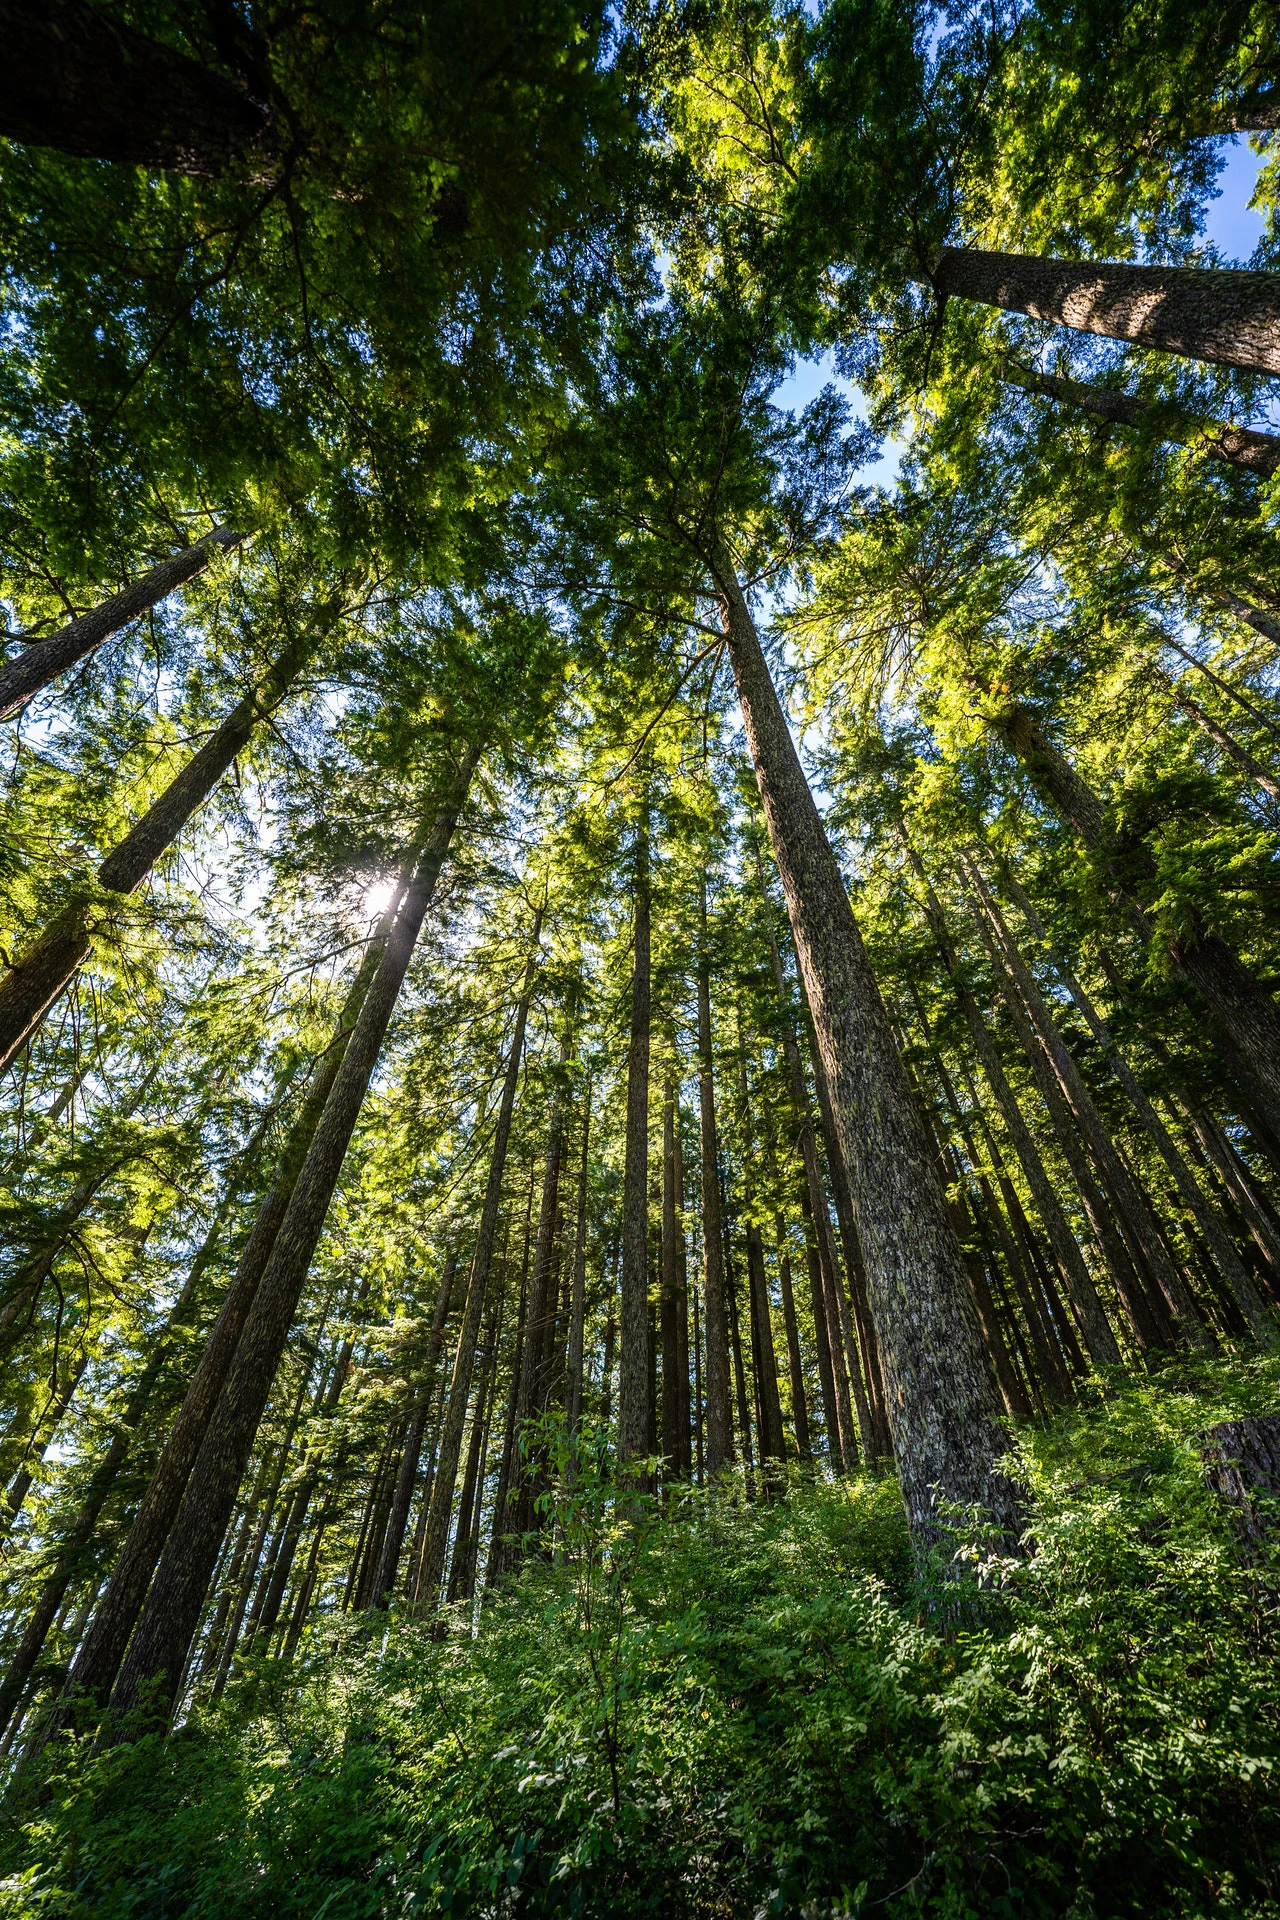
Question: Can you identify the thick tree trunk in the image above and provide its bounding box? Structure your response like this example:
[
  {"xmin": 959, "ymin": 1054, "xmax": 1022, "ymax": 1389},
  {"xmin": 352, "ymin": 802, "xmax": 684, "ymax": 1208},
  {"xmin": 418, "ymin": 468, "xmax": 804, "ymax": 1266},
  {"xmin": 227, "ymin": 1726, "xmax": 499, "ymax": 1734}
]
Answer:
[
  {"xmin": 696, "ymin": 877, "xmax": 734, "ymax": 1474},
  {"xmin": 370, "ymin": 1255, "xmax": 460, "ymax": 1606},
  {"xmin": 993, "ymin": 699, "xmax": 1280, "ymax": 1147},
  {"xmin": 933, "ymin": 248, "xmax": 1280, "ymax": 375},
  {"xmin": 617, "ymin": 800, "xmax": 652, "ymax": 1465},
  {"xmin": 0, "ymin": 0, "xmax": 270, "ymax": 175},
  {"xmin": 62, "ymin": 894, "xmax": 400, "ymax": 1711},
  {"xmin": 999, "ymin": 863, "xmax": 1278, "ymax": 1345},
  {"xmin": 417, "ymin": 911, "xmax": 541, "ymax": 1605},
  {"xmin": 714, "ymin": 550, "xmax": 1018, "ymax": 1551},
  {"xmin": 0, "ymin": 615, "xmax": 330, "ymax": 1073},
  {"xmin": 0, "ymin": 528, "xmax": 244, "ymax": 721},
  {"xmin": 1003, "ymin": 361, "xmax": 1280, "ymax": 478},
  {"xmin": 1202, "ymin": 1414, "xmax": 1280, "ymax": 1554},
  {"xmin": 110, "ymin": 748, "xmax": 478, "ymax": 1718}
]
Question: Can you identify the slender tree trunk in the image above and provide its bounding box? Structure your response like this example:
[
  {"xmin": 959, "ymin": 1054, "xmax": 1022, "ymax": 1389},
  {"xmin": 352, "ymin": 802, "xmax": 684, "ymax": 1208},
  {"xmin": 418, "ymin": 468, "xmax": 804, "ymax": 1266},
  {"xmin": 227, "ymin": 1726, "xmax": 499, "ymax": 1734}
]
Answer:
[
  {"xmin": 62, "ymin": 894, "xmax": 401, "ymax": 1711},
  {"xmin": 446, "ymin": 1293, "xmax": 500, "ymax": 1608},
  {"xmin": 725, "ymin": 1233, "xmax": 754, "ymax": 1474},
  {"xmin": 2, "ymin": 1352, "xmax": 90, "ymax": 1533},
  {"xmin": 1172, "ymin": 683, "xmax": 1280, "ymax": 802},
  {"xmin": 693, "ymin": 1288, "xmax": 704, "ymax": 1484},
  {"xmin": 110, "ymin": 748, "xmax": 478, "ymax": 1717},
  {"xmin": 737, "ymin": 1045, "xmax": 785, "ymax": 1469},
  {"xmin": 0, "ymin": 613, "xmax": 332, "ymax": 1073},
  {"xmin": 618, "ymin": 798, "xmax": 652, "ymax": 1465},
  {"xmin": 993, "ymin": 699, "xmax": 1280, "ymax": 1144},
  {"xmin": 370, "ymin": 1255, "xmax": 460, "ymax": 1606},
  {"xmin": 696, "ymin": 875, "xmax": 733, "ymax": 1472},
  {"xmin": 775, "ymin": 1238, "xmax": 812, "ymax": 1459},
  {"xmin": 506, "ymin": 1036, "xmax": 570, "ymax": 1544},
  {"xmin": 714, "ymin": 552, "xmax": 1017, "ymax": 1550},
  {"xmin": 1002, "ymin": 360, "xmax": 1280, "ymax": 477},
  {"xmin": 486, "ymin": 1230, "xmax": 530, "ymax": 1590},
  {"xmin": 999, "ymin": 863, "xmax": 1278, "ymax": 1345},
  {"xmin": 660, "ymin": 1062, "xmax": 685, "ymax": 1474},
  {"xmin": 0, "ymin": 0, "xmax": 271, "ymax": 174},
  {"xmin": 566, "ymin": 1089, "xmax": 591, "ymax": 1440},
  {"xmin": 419, "ymin": 912, "xmax": 542, "ymax": 1603},
  {"xmin": 933, "ymin": 248, "xmax": 1280, "ymax": 375},
  {"xmin": 0, "ymin": 529, "xmax": 245, "ymax": 720},
  {"xmin": 961, "ymin": 856, "xmax": 1212, "ymax": 1348}
]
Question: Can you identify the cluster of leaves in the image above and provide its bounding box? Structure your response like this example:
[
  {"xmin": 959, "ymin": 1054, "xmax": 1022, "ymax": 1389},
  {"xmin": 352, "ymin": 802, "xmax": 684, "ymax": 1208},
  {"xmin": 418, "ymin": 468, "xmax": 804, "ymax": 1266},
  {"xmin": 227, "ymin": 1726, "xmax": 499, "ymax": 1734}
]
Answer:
[{"xmin": 6, "ymin": 1360, "xmax": 1280, "ymax": 1917}]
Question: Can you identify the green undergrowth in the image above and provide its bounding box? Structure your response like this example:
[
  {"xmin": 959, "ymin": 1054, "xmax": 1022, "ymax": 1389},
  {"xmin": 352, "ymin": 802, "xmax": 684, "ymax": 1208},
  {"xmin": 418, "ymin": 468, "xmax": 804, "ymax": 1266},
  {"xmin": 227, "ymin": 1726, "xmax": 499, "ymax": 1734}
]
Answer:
[{"xmin": 4, "ymin": 1356, "xmax": 1280, "ymax": 1918}]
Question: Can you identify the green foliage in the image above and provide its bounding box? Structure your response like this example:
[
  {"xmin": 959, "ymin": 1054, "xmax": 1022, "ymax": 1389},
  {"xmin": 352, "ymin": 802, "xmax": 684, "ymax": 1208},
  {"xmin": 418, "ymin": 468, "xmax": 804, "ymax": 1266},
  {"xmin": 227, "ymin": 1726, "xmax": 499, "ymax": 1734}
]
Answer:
[{"xmin": 7, "ymin": 1366, "xmax": 1280, "ymax": 1917}]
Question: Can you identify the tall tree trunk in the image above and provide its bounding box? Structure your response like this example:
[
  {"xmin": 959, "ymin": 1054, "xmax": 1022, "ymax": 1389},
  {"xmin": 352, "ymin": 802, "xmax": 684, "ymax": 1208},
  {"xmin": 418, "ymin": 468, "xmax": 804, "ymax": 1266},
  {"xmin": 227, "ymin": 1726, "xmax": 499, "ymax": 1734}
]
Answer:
[
  {"xmin": 0, "ymin": 528, "xmax": 245, "ymax": 721},
  {"xmin": 660, "ymin": 1061, "xmax": 687, "ymax": 1474},
  {"xmin": 932, "ymin": 248, "xmax": 1280, "ymax": 375},
  {"xmin": 62, "ymin": 885, "xmax": 403, "ymax": 1712},
  {"xmin": 1002, "ymin": 360, "xmax": 1280, "ymax": 477},
  {"xmin": 775, "ymin": 1237, "xmax": 811, "ymax": 1460},
  {"xmin": 0, "ymin": 0, "xmax": 270, "ymax": 174},
  {"xmin": 506, "ymin": 1034, "xmax": 570, "ymax": 1545},
  {"xmin": 961, "ymin": 855, "xmax": 1211, "ymax": 1348},
  {"xmin": 1171, "ymin": 683, "xmax": 1280, "ymax": 803},
  {"xmin": 566, "ymin": 1089, "xmax": 591, "ymax": 1441},
  {"xmin": 737, "ymin": 1042, "xmax": 785, "ymax": 1470},
  {"xmin": 618, "ymin": 797, "xmax": 652, "ymax": 1466},
  {"xmin": 370, "ymin": 1255, "xmax": 460, "ymax": 1606},
  {"xmin": 992, "ymin": 699, "xmax": 1280, "ymax": 1145},
  {"xmin": 417, "ymin": 913, "xmax": 543, "ymax": 1605},
  {"xmin": 998, "ymin": 862, "xmax": 1278, "ymax": 1345},
  {"xmin": 0, "ymin": 612, "xmax": 333, "ymax": 1073},
  {"xmin": 696, "ymin": 874, "xmax": 733, "ymax": 1473},
  {"xmin": 110, "ymin": 746, "xmax": 478, "ymax": 1718},
  {"xmin": 713, "ymin": 550, "xmax": 1018, "ymax": 1551},
  {"xmin": 446, "ymin": 1284, "xmax": 502, "ymax": 1607}
]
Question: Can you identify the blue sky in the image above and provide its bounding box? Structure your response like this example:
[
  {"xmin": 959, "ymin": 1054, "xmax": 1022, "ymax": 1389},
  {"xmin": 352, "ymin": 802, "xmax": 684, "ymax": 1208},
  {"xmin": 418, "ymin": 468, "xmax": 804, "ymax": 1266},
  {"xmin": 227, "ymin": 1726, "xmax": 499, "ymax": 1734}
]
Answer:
[{"xmin": 771, "ymin": 137, "xmax": 1272, "ymax": 488}]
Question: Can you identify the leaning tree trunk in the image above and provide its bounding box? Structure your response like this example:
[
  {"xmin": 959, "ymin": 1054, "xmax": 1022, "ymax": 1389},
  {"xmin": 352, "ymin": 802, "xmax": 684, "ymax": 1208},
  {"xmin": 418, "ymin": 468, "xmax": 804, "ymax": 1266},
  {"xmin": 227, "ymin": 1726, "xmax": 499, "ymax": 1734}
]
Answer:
[
  {"xmin": 61, "ymin": 881, "xmax": 405, "ymax": 1712},
  {"xmin": 1170, "ymin": 682, "xmax": 1280, "ymax": 804},
  {"xmin": 932, "ymin": 248, "xmax": 1280, "ymax": 376},
  {"xmin": 713, "ymin": 547, "xmax": 1019, "ymax": 1554},
  {"xmin": 0, "ymin": 610, "xmax": 333, "ymax": 1073},
  {"xmin": 1002, "ymin": 361, "xmax": 1280, "ymax": 478},
  {"xmin": 415, "ymin": 908, "xmax": 542, "ymax": 1606},
  {"xmin": 0, "ymin": 0, "xmax": 270, "ymax": 175},
  {"xmin": 617, "ymin": 797, "xmax": 652, "ymax": 1466},
  {"xmin": 109, "ymin": 747, "xmax": 479, "ymax": 1719},
  {"xmin": 696, "ymin": 873, "xmax": 734, "ymax": 1474},
  {"xmin": 992, "ymin": 699, "xmax": 1280, "ymax": 1149},
  {"xmin": 997, "ymin": 861, "xmax": 1278, "ymax": 1346},
  {"xmin": 0, "ymin": 528, "xmax": 245, "ymax": 720}
]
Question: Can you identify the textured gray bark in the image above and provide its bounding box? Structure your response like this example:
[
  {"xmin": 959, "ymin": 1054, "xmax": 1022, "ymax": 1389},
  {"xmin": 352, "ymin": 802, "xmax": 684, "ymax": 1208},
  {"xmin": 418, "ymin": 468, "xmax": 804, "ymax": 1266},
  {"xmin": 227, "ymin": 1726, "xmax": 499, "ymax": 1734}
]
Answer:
[
  {"xmin": 934, "ymin": 248, "xmax": 1280, "ymax": 375},
  {"xmin": 111, "ymin": 749, "xmax": 478, "ymax": 1716},
  {"xmin": 1003, "ymin": 362, "xmax": 1280, "ymax": 477},
  {"xmin": 0, "ymin": 528, "xmax": 244, "ymax": 720},
  {"xmin": 0, "ymin": 617, "xmax": 328, "ymax": 1073},
  {"xmin": 696, "ymin": 876, "xmax": 734, "ymax": 1474},
  {"xmin": 419, "ymin": 911, "xmax": 541, "ymax": 1603},
  {"xmin": 1202, "ymin": 1414, "xmax": 1280, "ymax": 1555},
  {"xmin": 617, "ymin": 802, "xmax": 652, "ymax": 1465},
  {"xmin": 0, "ymin": 1, "xmax": 270, "ymax": 174},
  {"xmin": 62, "ymin": 898, "xmax": 399, "ymax": 1711},
  {"xmin": 714, "ymin": 550, "xmax": 1018, "ymax": 1550}
]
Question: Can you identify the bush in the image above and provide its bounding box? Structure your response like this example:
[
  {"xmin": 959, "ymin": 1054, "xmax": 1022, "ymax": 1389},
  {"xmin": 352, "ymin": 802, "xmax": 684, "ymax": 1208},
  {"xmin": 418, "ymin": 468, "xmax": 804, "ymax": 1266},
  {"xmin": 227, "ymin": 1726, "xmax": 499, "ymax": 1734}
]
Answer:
[{"xmin": 3, "ymin": 1357, "xmax": 1280, "ymax": 1917}]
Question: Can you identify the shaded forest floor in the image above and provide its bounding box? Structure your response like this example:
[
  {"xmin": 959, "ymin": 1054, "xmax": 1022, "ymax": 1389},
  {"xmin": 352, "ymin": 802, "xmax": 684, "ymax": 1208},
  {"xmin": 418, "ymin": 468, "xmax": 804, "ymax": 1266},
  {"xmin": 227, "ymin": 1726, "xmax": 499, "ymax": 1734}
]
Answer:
[{"xmin": 4, "ymin": 1360, "xmax": 1280, "ymax": 1918}]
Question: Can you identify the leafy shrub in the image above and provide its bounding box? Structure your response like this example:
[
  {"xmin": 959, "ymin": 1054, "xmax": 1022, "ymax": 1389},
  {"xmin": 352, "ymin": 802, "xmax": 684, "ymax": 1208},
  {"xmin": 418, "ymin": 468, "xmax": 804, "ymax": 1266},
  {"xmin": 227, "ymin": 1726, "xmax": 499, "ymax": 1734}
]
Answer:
[{"xmin": 3, "ymin": 1357, "xmax": 1280, "ymax": 1917}]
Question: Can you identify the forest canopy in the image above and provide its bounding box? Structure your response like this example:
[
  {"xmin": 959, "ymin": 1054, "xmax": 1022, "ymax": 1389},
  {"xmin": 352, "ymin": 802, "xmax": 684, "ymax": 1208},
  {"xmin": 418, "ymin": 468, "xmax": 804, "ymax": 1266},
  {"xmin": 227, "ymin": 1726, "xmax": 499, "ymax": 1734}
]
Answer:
[{"xmin": 0, "ymin": 2, "xmax": 1279, "ymax": 1913}]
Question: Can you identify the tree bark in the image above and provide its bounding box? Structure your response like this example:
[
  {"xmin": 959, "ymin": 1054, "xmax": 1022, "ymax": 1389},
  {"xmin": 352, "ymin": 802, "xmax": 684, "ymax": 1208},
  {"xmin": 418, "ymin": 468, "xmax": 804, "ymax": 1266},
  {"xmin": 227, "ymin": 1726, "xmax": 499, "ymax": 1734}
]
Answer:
[
  {"xmin": 1003, "ymin": 361, "xmax": 1280, "ymax": 478},
  {"xmin": 617, "ymin": 797, "xmax": 652, "ymax": 1466},
  {"xmin": 660, "ymin": 1061, "xmax": 688, "ymax": 1474},
  {"xmin": 418, "ymin": 910, "xmax": 542, "ymax": 1605},
  {"xmin": 0, "ymin": 528, "xmax": 245, "ymax": 721},
  {"xmin": 0, "ymin": 0, "xmax": 270, "ymax": 175},
  {"xmin": 0, "ymin": 614, "xmax": 331, "ymax": 1073},
  {"xmin": 61, "ymin": 891, "xmax": 401, "ymax": 1712},
  {"xmin": 110, "ymin": 746, "xmax": 478, "ymax": 1718},
  {"xmin": 992, "ymin": 698, "xmax": 1280, "ymax": 1148},
  {"xmin": 370, "ymin": 1254, "xmax": 460, "ymax": 1606},
  {"xmin": 696, "ymin": 874, "xmax": 733, "ymax": 1473},
  {"xmin": 714, "ymin": 550, "xmax": 1018, "ymax": 1551},
  {"xmin": 933, "ymin": 248, "xmax": 1280, "ymax": 376},
  {"xmin": 566, "ymin": 1090, "xmax": 591, "ymax": 1441},
  {"xmin": 775, "ymin": 1240, "xmax": 811, "ymax": 1460},
  {"xmin": 998, "ymin": 862, "xmax": 1278, "ymax": 1346},
  {"xmin": 1171, "ymin": 683, "xmax": 1280, "ymax": 803},
  {"xmin": 506, "ymin": 1032, "xmax": 570, "ymax": 1544}
]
